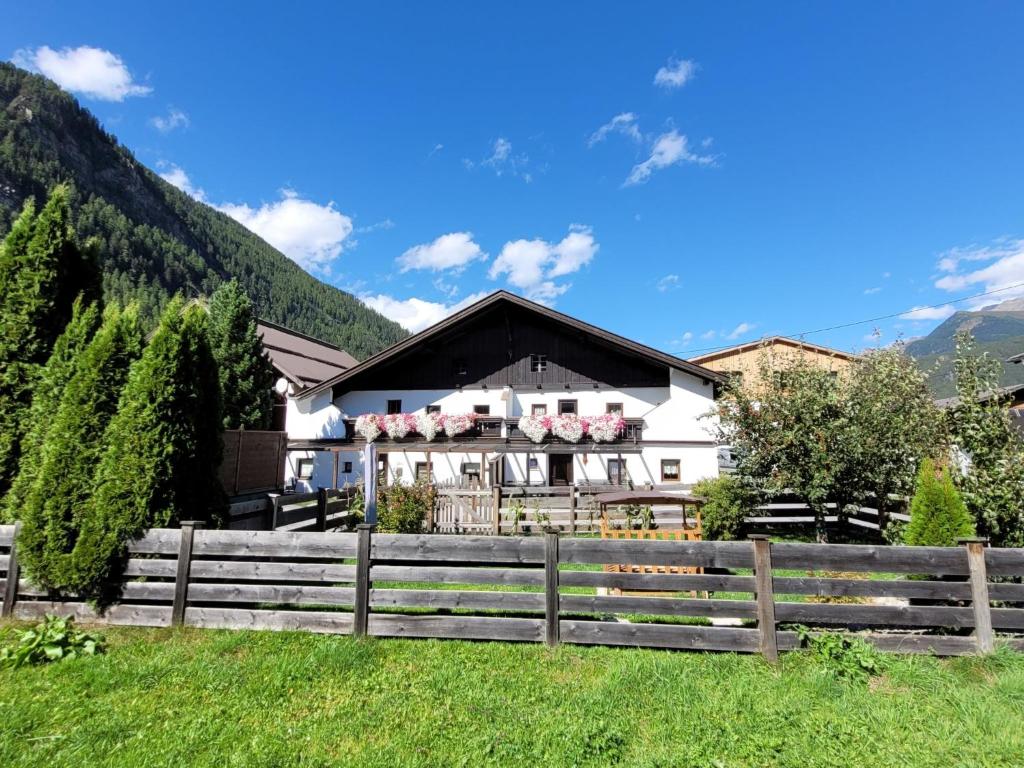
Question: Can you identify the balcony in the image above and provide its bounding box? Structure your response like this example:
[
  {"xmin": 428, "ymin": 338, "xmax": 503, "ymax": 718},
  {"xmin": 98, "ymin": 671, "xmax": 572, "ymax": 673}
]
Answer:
[{"xmin": 338, "ymin": 416, "xmax": 644, "ymax": 446}]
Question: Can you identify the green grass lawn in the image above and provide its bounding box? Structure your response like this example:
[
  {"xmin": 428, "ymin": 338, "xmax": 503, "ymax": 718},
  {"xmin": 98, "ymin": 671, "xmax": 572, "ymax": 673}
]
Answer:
[{"xmin": 1, "ymin": 624, "xmax": 1023, "ymax": 767}]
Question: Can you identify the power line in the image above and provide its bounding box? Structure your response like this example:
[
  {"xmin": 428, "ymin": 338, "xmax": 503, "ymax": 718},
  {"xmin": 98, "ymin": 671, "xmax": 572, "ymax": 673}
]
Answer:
[{"xmin": 685, "ymin": 280, "xmax": 1024, "ymax": 356}]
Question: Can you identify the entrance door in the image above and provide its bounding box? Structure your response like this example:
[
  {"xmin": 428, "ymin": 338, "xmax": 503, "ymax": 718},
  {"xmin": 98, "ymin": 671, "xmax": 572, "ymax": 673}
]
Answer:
[{"xmin": 548, "ymin": 453, "xmax": 573, "ymax": 486}]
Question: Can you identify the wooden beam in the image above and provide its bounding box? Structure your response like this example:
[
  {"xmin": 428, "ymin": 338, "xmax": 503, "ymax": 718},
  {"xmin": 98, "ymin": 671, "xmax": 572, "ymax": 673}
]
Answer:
[
  {"xmin": 962, "ymin": 538, "xmax": 994, "ymax": 654},
  {"xmin": 750, "ymin": 535, "xmax": 778, "ymax": 663},
  {"xmin": 353, "ymin": 524, "xmax": 374, "ymax": 637},
  {"xmin": 171, "ymin": 521, "xmax": 201, "ymax": 627},
  {"xmin": 1, "ymin": 521, "xmax": 21, "ymax": 618},
  {"xmin": 544, "ymin": 527, "xmax": 560, "ymax": 647}
]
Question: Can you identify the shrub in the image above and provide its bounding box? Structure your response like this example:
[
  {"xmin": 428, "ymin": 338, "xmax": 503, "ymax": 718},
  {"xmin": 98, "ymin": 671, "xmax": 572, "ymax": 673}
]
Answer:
[
  {"xmin": 796, "ymin": 627, "xmax": 884, "ymax": 681},
  {"xmin": 0, "ymin": 615, "xmax": 104, "ymax": 669},
  {"xmin": 378, "ymin": 482, "xmax": 434, "ymax": 533},
  {"xmin": 692, "ymin": 475, "xmax": 751, "ymax": 540},
  {"xmin": 903, "ymin": 458, "xmax": 975, "ymax": 547},
  {"xmin": 68, "ymin": 300, "xmax": 225, "ymax": 597},
  {"xmin": 18, "ymin": 304, "xmax": 144, "ymax": 591}
]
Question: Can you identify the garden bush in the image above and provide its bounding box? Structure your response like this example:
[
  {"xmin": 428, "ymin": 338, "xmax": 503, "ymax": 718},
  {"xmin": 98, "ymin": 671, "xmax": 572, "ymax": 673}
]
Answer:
[
  {"xmin": 692, "ymin": 475, "xmax": 751, "ymax": 540},
  {"xmin": 903, "ymin": 458, "xmax": 974, "ymax": 547},
  {"xmin": 0, "ymin": 615, "xmax": 104, "ymax": 669},
  {"xmin": 378, "ymin": 482, "xmax": 435, "ymax": 533}
]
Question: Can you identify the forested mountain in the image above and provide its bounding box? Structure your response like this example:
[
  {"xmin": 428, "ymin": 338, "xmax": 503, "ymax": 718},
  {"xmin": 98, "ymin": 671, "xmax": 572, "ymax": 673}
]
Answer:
[
  {"xmin": 907, "ymin": 300, "xmax": 1024, "ymax": 397},
  {"xmin": 0, "ymin": 63, "xmax": 406, "ymax": 359}
]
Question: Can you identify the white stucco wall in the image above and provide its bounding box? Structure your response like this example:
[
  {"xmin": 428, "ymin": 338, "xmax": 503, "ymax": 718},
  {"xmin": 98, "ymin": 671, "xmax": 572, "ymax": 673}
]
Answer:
[{"xmin": 285, "ymin": 367, "xmax": 720, "ymax": 492}]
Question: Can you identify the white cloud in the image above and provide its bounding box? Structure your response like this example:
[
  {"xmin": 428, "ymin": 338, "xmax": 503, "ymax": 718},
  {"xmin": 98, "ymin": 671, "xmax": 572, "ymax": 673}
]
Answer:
[
  {"xmin": 899, "ymin": 305, "xmax": 956, "ymax": 322},
  {"xmin": 654, "ymin": 58, "xmax": 697, "ymax": 89},
  {"xmin": 150, "ymin": 107, "xmax": 189, "ymax": 133},
  {"xmin": 863, "ymin": 286, "xmax": 882, "ymax": 295},
  {"xmin": 217, "ymin": 190, "xmax": 354, "ymax": 272},
  {"xmin": 466, "ymin": 137, "xmax": 532, "ymax": 181},
  {"xmin": 13, "ymin": 45, "xmax": 151, "ymax": 101},
  {"xmin": 700, "ymin": 330, "xmax": 717, "ymax": 340},
  {"xmin": 726, "ymin": 322, "xmax": 755, "ymax": 340},
  {"xmin": 360, "ymin": 291, "xmax": 489, "ymax": 333},
  {"xmin": 428, "ymin": 143, "xmax": 444, "ymax": 157},
  {"xmin": 678, "ymin": 331, "xmax": 694, "ymax": 348},
  {"xmin": 657, "ymin": 274, "xmax": 680, "ymax": 292},
  {"xmin": 397, "ymin": 232, "xmax": 486, "ymax": 273},
  {"xmin": 489, "ymin": 226, "xmax": 598, "ymax": 302},
  {"xmin": 355, "ymin": 218, "xmax": 395, "ymax": 234},
  {"xmin": 588, "ymin": 113, "xmax": 642, "ymax": 147},
  {"xmin": 931, "ymin": 239, "xmax": 1024, "ymax": 306},
  {"xmin": 158, "ymin": 164, "xmax": 206, "ymax": 202},
  {"xmin": 625, "ymin": 130, "xmax": 714, "ymax": 186}
]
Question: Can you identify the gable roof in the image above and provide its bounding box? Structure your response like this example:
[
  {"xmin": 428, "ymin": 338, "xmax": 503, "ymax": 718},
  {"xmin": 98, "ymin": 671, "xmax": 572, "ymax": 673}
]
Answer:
[
  {"xmin": 300, "ymin": 290, "xmax": 724, "ymax": 399},
  {"xmin": 688, "ymin": 336, "xmax": 859, "ymax": 365},
  {"xmin": 258, "ymin": 319, "xmax": 358, "ymax": 390}
]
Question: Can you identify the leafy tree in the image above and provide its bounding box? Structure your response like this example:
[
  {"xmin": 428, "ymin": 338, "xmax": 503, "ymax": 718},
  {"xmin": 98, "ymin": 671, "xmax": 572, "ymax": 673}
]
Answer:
[
  {"xmin": 1, "ymin": 298, "xmax": 101, "ymax": 523},
  {"xmin": 903, "ymin": 459, "xmax": 974, "ymax": 547},
  {"xmin": 208, "ymin": 280, "xmax": 275, "ymax": 430},
  {"xmin": 691, "ymin": 475, "xmax": 751, "ymax": 541},
  {"xmin": 378, "ymin": 482, "xmax": 435, "ymax": 533},
  {"xmin": 715, "ymin": 352, "xmax": 848, "ymax": 541},
  {"xmin": 0, "ymin": 186, "xmax": 97, "ymax": 495},
  {"xmin": 946, "ymin": 332, "xmax": 1024, "ymax": 546},
  {"xmin": 68, "ymin": 300, "xmax": 225, "ymax": 596},
  {"xmin": 18, "ymin": 304, "xmax": 144, "ymax": 590},
  {"xmin": 840, "ymin": 344, "xmax": 946, "ymax": 529}
]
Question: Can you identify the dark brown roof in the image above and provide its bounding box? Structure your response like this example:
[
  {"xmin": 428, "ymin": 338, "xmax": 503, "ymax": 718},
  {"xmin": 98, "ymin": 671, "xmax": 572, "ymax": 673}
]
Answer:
[
  {"xmin": 688, "ymin": 336, "xmax": 859, "ymax": 365},
  {"xmin": 300, "ymin": 290, "xmax": 725, "ymax": 399},
  {"xmin": 258, "ymin": 319, "xmax": 358, "ymax": 390}
]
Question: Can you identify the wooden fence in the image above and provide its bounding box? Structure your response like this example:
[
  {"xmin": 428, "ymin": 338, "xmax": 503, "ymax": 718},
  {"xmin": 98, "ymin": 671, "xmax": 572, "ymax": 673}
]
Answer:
[
  {"xmin": 219, "ymin": 430, "xmax": 287, "ymax": 497},
  {"xmin": 2, "ymin": 523, "xmax": 1022, "ymax": 657},
  {"xmin": 270, "ymin": 487, "xmax": 360, "ymax": 532}
]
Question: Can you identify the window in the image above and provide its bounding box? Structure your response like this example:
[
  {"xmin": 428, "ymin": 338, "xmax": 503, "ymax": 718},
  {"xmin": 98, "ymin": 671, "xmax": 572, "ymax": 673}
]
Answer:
[
  {"xmin": 528, "ymin": 457, "xmax": 539, "ymax": 470},
  {"xmin": 606, "ymin": 402, "xmax": 623, "ymax": 416},
  {"xmin": 661, "ymin": 459, "xmax": 681, "ymax": 482},
  {"xmin": 296, "ymin": 458, "xmax": 314, "ymax": 479},
  {"xmin": 387, "ymin": 399, "xmax": 402, "ymax": 414},
  {"xmin": 530, "ymin": 353, "xmax": 547, "ymax": 373},
  {"xmin": 558, "ymin": 399, "xmax": 577, "ymax": 415},
  {"xmin": 531, "ymin": 403, "xmax": 547, "ymax": 416},
  {"xmin": 415, "ymin": 462, "xmax": 432, "ymax": 482},
  {"xmin": 426, "ymin": 404, "xmax": 441, "ymax": 414},
  {"xmin": 342, "ymin": 461, "xmax": 353, "ymax": 474},
  {"xmin": 453, "ymin": 359, "xmax": 468, "ymax": 376},
  {"xmin": 607, "ymin": 458, "xmax": 626, "ymax": 485},
  {"xmin": 473, "ymin": 404, "xmax": 490, "ymax": 415}
]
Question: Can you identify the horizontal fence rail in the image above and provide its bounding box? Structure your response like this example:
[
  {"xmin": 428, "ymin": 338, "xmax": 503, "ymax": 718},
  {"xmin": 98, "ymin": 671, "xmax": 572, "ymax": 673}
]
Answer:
[{"xmin": 1, "ymin": 524, "xmax": 1023, "ymax": 658}]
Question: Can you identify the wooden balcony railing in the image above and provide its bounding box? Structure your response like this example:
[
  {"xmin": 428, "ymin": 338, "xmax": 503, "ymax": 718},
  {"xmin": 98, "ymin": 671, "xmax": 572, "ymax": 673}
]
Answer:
[{"xmin": 338, "ymin": 417, "xmax": 644, "ymax": 445}]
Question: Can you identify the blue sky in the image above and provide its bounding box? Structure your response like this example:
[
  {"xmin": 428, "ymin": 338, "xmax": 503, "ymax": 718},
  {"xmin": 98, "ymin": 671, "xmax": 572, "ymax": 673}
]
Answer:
[{"xmin": 5, "ymin": 2, "xmax": 1024, "ymax": 354}]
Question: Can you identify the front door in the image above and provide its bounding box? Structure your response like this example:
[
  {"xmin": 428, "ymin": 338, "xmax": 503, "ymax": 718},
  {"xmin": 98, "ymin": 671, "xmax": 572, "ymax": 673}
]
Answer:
[{"xmin": 548, "ymin": 453, "xmax": 573, "ymax": 486}]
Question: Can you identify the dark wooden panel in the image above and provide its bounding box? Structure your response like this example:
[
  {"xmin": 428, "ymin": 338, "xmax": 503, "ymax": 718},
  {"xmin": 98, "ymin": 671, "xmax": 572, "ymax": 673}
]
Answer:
[
  {"xmin": 193, "ymin": 530, "xmax": 357, "ymax": 559},
  {"xmin": 190, "ymin": 560, "xmax": 356, "ymax": 583},
  {"xmin": 561, "ymin": 620, "xmax": 762, "ymax": 652},
  {"xmin": 369, "ymin": 589, "xmax": 545, "ymax": 611},
  {"xmin": 128, "ymin": 529, "xmax": 181, "ymax": 555},
  {"xmin": 14, "ymin": 601, "xmax": 171, "ymax": 627},
  {"xmin": 188, "ymin": 583, "xmax": 355, "ymax": 606},
  {"xmin": 371, "ymin": 565, "xmax": 544, "ymax": 587},
  {"xmin": 561, "ymin": 594, "xmax": 758, "ymax": 619},
  {"xmin": 985, "ymin": 548, "xmax": 1024, "ymax": 577},
  {"xmin": 371, "ymin": 534, "xmax": 545, "ymax": 563},
  {"xmin": 774, "ymin": 602, "xmax": 975, "ymax": 628},
  {"xmin": 769, "ymin": 543, "xmax": 969, "ymax": 575},
  {"xmin": 772, "ymin": 576, "xmax": 973, "ymax": 600},
  {"xmin": 559, "ymin": 538, "xmax": 754, "ymax": 568},
  {"xmin": 185, "ymin": 607, "xmax": 354, "ymax": 633},
  {"xmin": 560, "ymin": 571, "xmax": 755, "ymax": 592},
  {"xmin": 368, "ymin": 614, "xmax": 545, "ymax": 642}
]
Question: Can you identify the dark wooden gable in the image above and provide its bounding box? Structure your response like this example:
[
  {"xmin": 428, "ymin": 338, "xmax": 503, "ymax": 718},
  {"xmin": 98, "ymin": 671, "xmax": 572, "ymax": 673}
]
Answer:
[{"xmin": 334, "ymin": 302, "xmax": 668, "ymax": 393}]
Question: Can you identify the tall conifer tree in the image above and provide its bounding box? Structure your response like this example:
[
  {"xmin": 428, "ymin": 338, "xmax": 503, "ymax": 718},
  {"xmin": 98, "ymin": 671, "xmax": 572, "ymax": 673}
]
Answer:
[
  {"xmin": 70, "ymin": 300, "xmax": 224, "ymax": 595},
  {"xmin": 18, "ymin": 304, "xmax": 143, "ymax": 590},
  {"xmin": 208, "ymin": 280, "xmax": 275, "ymax": 430}
]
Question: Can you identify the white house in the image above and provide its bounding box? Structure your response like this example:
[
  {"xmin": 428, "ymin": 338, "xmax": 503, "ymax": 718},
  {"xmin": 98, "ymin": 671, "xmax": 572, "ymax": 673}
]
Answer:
[{"xmin": 285, "ymin": 291, "xmax": 724, "ymax": 492}]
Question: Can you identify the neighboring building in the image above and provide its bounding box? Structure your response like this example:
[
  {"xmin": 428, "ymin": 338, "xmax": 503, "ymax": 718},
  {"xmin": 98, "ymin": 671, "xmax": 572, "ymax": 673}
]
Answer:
[
  {"xmin": 286, "ymin": 291, "xmax": 725, "ymax": 491},
  {"xmin": 689, "ymin": 336, "xmax": 858, "ymax": 392},
  {"xmin": 936, "ymin": 383, "xmax": 1024, "ymax": 437}
]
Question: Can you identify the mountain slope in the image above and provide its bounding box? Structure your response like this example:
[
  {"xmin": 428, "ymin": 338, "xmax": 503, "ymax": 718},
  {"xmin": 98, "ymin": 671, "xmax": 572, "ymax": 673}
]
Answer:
[
  {"xmin": 0, "ymin": 63, "xmax": 406, "ymax": 360},
  {"xmin": 906, "ymin": 306, "xmax": 1024, "ymax": 397}
]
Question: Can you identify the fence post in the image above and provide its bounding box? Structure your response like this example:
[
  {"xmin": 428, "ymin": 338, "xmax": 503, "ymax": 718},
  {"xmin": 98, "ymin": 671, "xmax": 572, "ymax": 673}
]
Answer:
[
  {"xmin": 568, "ymin": 486, "xmax": 576, "ymax": 536},
  {"xmin": 544, "ymin": 527, "xmax": 560, "ymax": 647},
  {"xmin": 960, "ymin": 537, "xmax": 994, "ymax": 655},
  {"xmin": 172, "ymin": 521, "xmax": 202, "ymax": 627},
  {"xmin": 316, "ymin": 487, "xmax": 329, "ymax": 531},
  {"xmin": 354, "ymin": 523, "xmax": 374, "ymax": 637},
  {"xmin": 2, "ymin": 521, "xmax": 22, "ymax": 618},
  {"xmin": 750, "ymin": 535, "xmax": 778, "ymax": 663},
  {"xmin": 492, "ymin": 485, "xmax": 502, "ymax": 536}
]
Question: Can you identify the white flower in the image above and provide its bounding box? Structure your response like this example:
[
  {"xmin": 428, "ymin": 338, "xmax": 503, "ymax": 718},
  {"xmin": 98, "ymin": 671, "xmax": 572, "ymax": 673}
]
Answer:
[
  {"xmin": 587, "ymin": 414, "xmax": 625, "ymax": 443},
  {"xmin": 384, "ymin": 413, "xmax": 413, "ymax": 440},
  {"xmin": 518, "ymin": 415, "xmax": 550, "ymax": 443},
  {"xmin": 416, "ymin": 411, "xmax": 441, "ymax": 441},
  {"xmin": 443, "ymin": 413, "xmax": 476, "ymax": 437},
  {"xmin": 551, "ymin": 414, "xmax": 584, "ymax": 443},
  {"xmin": 355, "ymin": 414, "xmax": 382, "ymax": 443}
]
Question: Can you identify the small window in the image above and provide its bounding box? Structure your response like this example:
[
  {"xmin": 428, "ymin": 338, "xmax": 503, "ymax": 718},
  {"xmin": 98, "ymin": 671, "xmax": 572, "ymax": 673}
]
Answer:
[
  {"xmin": 528, "ymin": 457, "xmax": 539, "ymax": 470},
  {"xmin": 531, "ymin": 403, "xmax": 547, "ymax": 416},
  {"xmin": 415, "ymin": 462, "xmax": 432, "ymax": 482},
  {"xmin": 387, "ymin": 399, "xmax": 402, "ymax": 414},
  {"xmin": 296, "ymin": 458, "xmax": 314, "ymax": 479},
  {"xmin": 607, "ymin": 458, "xmax": 626, "ymax": 485},
  {"xmin": 426, "ymin": 404, "xmax": 441, "ymax": 414},
  {"xmin": 342, "ymin": 461, "xmax": 353, "ymax": 474},
  {"xmin": 530, "ymin": 354, "xmax": 547, "ymax": 373},
  {"xmin": 461, "ymin": 462, "xmax": 481, "ymax": 475},
  {"xmin": 606, "ymin": 403, "xmax": 623, "ymax": 416},
  {"xmin": 558, "ymin": 399, "xmax": 577, "ymax": 415},
  {"xmin": 473, "ymin": 404, "xmax": 490, "ymax": 415},
  {"xmin": 453, "ymin": 359, "xmax": 468, "ymax": 376},
  {"xmin": 661, "ymin": 459, "xmax": 681, "ymax": 482}
]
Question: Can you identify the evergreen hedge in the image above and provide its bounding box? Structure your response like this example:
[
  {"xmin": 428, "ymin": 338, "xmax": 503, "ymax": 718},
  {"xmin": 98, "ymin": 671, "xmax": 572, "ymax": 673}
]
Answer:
[
  {"xmin": 69, "ymin": 300, "xmax": 225, "ymax": 596},
  {"xmin": 17, "ymin": 304, "xmax": 144, "ymax": 590},
  {"xmin": 904, "ymin": 459, "xmax": 975, "ymax": 547}
]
